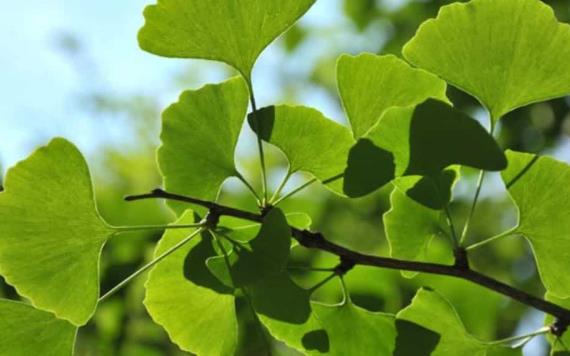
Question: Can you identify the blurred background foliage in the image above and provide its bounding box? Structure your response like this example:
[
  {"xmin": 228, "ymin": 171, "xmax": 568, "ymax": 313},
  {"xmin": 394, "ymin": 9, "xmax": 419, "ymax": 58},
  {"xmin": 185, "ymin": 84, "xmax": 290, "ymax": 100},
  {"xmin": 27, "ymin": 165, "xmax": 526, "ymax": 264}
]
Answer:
[{"xmin": 2, "ymin": 0, "xmax": 570, "ymax": 355}]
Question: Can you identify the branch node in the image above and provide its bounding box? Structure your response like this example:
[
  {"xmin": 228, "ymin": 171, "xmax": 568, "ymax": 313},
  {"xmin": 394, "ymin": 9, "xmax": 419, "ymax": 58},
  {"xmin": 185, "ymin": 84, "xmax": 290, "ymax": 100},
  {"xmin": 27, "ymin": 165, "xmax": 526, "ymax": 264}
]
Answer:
[
  {"xmin": 260, "ymin": 204, "xmax": 273, "ymax": 217},
  {"xmin": 454, "ymin": 247, "xmax": 470, "ymax": 270},
  {"xmin": 204, "ymin": 208, "xmax": 221, "ymax": 229},
  {"xmin": 334, "ymin": 256, "xmax": 356, "ymax": 276},
  {"xmin": 551, "ymin": 319, "xmax": 569, "ymax": 337}
]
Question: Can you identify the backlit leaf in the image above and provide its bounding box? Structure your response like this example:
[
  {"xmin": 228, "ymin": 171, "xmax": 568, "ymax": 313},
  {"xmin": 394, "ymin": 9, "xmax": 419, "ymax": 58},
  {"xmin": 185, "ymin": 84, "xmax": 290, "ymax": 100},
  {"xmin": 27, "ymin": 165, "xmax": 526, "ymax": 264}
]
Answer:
[
  {"xmin": 397, "ymin": 288, "xmax": 521, "ymax": 356},
  {"xmin": 249, "ymin": 105, "xmax": 354, "ymax": 194},
  {"xmin": 158, "ymin": 77, "xmax": 249, "ymax": 215},
  {"xmin": 0, "ymin": 299, "xmax": 77, "ymax": 356},
  {"xmin": 144, "ymin": 211, "xmax": 238, "ymax": 356},
  {"xmin": 502, "ymin": 151, "xmax": 570, "ymax": 298},
  {"xmin": 139, "ymin": 0, "xmax": 316, "ymax": 79},
  {"xmin": 403, "ymin": 0, "xmax": 570, "ymax": 121},
  {"xmin": 0, "ymin": 138, "xmax": 113, "ymax": 325},
  {"xmin": 337, "ymin": 53, "xmax": 448, "ymax": 138}
]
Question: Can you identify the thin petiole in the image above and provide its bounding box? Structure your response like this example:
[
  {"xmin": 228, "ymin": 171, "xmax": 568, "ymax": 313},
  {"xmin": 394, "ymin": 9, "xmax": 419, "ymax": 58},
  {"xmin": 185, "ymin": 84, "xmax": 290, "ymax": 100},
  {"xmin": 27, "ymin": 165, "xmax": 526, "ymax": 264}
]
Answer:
[
  {"xmin": 309, "ymin": 272, "xmax": 337, "ymax": 293},
  {"xmin": 272, "ymin": 178, "xmax": 317, "ymax": 206},
  {"xmin": 111, "ymin": 223, "xmax": 203, "ymax": 234},
  {"xmin": 487, "ymin": 326, "xmax": 550, "ymax": 346},
  {"xmin": 465, "ymin": 226, "xmax": 518, "ymax": 251},
  {"xmin": 443, "ymin": 204, "xmax": 459, "ymax": 248},
  {"xmin": 460, "ymin": 170, "xmax": 487, "ymax": 246},
  {"xmin": 236, "ymin": 172, "xmax": 262, "ymax": 206},
  {"xmin": 287, "ymin": 266, "xmax": 337, "ymax": 273},
  {"xmin": 339, "ymin": 275, "xmax": 351, "ymax": 304},
  {"xmin": 247, "ymin": 80, "xmax": 269, "ymax": 207},
  {"xmin": 99, "ymin": 227, "xmax": 204, "ymax": 302},
  {"xmin": 270, "ymin": 168, "xmax": 293, "ymax": 204}
]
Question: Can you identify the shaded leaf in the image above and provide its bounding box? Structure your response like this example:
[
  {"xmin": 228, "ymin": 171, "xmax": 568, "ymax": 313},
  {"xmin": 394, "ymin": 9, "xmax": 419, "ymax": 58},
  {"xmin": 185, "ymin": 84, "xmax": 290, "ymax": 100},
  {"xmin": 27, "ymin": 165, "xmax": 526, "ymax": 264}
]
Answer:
[
  {"xmin": 0, "ymin": 138, "xmax": 112, "ymax": 325},
  {"xmin": 158, "ymin": 77, "xmax": 249, "ymax": 215},
  {"xmin": 502, "ymin": 151, "xmax": 570, "ymax": 298},
  {"xmin": 397, "ymin": 288, "xmax": 521, "ymax": 356},
  {"xmin": 0, "ymin": 299, "xmax": 77, "ymax": 356},
  {"xmin": 206, "ymin": 208, "xmax": 291, "ymax": 288},
  {"xmin": 249, "ymin": 105, "xmax": 354, "ymax": 194},
  {"xmin": 394, "ymin": 319, "xmax": 440, "ymax": 356},
  {"xmin": 145, "ymin": 211, "xmax": 238, "ymax": 356},
  {"xmin": 403, "ymin": 0, "xmax": 570, "ymax": 121},
  {"xmin": 139, "ymin": 0, "xmax": 316, "ymax": 79},
  {"xmin": 344, "ymin": 99, "xmax": 506, "ymax": 197},
  {"xmin": 337, "ymin": 53, "xmax": 448, "ymax": 138}
]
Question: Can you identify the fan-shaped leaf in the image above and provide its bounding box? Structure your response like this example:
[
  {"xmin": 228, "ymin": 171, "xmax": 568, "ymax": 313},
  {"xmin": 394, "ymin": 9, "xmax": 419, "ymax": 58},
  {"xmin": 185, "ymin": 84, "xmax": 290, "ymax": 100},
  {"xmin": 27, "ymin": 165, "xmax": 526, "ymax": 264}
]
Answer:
[
  {"xmin": 337, "ymin": 53, "xmax": 448, "ymax": 138},
  {"xmin": 0, "ymin": 138, "xmax": 112, "ymax": 325},
  {"xmin": 344, "ymin": 99, "xmax": 506, "ymax": 197},
  {"xmin": 502, "ymin": 151, "xmax": 570, "ymax": 298},
  {"xmin": 403, "ymin": 0, "xmax": 570, "ymax": 121},
  {"xmin": 144, "ymin": 211, "xmax": 238, "ymax": 356},
  {"xmin": 158, "ymin": 77, "xmax": 249, "ymax": 215},
  {"xmin": 397, "ymin": 288, "xmax": 521, "ymax": 356},
  {"xmin": 139, "ymin": 0, "xmax": 316, "ymax": 80},
  {"xmin": 0, "ymin": 299, "xmax": 77, "ymax": 356},
  {"xmin": 249, "ymin": 105, "xmax": 354, "ymax": 194}
]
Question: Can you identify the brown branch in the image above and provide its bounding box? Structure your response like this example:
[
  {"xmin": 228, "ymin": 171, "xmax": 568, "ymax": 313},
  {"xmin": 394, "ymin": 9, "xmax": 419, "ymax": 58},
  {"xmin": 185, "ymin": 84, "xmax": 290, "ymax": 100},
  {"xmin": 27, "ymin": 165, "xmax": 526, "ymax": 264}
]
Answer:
[{"xmin": 125, "ymin": 189, "xmax": 570, "ymax": 326}]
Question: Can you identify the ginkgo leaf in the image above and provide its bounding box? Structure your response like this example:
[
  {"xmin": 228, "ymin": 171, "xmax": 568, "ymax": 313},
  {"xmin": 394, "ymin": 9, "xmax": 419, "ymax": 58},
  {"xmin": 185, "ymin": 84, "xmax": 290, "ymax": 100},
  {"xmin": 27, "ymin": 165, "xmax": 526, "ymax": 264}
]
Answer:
[
  {"xmin": 139, "ymin": 0, "xmax": 316, "ymax": 80},
  {"xmin": 384, "ymin": 171, "xmax": 457, "ymax": 276},
  {"xmin": 205, "ymin": 208, "xmax": 291, "ymax": 288},
  {"xmin": 344, "ymin": 99, "xmax": 506, "ymax": 197},
  {"xmin": 0, "ymin": 299, "xmax": 77, "ymax": 356},
  {"xmin": 311, "ymin": 301, "xmax": 396, "ymax": 355},
  {"xmin": 502, "ymin": 151, "xmax": 570, "ymax": 298},
  {"xmin": 249, "ymin": 105, "xmax": 355, "ymax": 194},
  {"xmin": 397, "ymin": 288, "xmax": 521, "ymax": 356},
  {"xmin": 337, "ymin": 53, "xmax": 448, "ymax": 138},
  {"xmin": 0, "ymin": 138, "xmax": 113, "ymax": 326},
  {"xmin": 158, "ymin": 77, "xmax": 249, "ymax": 215},
  {"xmin": 403, "ymin": 0, "xmax": 570, "ymax": 121},
  {"xmin": 144, "ymin": 211, "xmax": 238, "ymax": 356}
]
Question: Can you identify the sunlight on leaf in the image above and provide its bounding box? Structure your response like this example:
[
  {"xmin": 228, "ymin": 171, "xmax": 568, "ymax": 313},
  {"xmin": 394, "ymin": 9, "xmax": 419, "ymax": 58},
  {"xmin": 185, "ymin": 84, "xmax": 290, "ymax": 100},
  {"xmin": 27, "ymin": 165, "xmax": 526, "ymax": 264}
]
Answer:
[
  {"xmin": 0, "ymin": 138, "xmax": 113, "ymax": 326},
  {"xmin": 397, "ymin": 288, "xmax": 521, "ymax": 356},
  {"xmin": 139, "ymin": 0, "xmax": 316, "ymax": 80},
  {"xmin": 404, "ymin": 0, "xmax": 570, "ymax": 121},
  {"xmin": 249, "ymin": 105, "xmax": 355, "ymax": 195},
  {"xmin": 144, "ymin": 211, "xmax": 238, "ymax": 356},
  {"xmin": 0, "ymin": 299, "xmax": 77, "ymax": 356},
  {"xmin": 337, "ymin": 53, "xmax": 448, "ymax": 138},
  {"xmin": 502, "ymin": 151, "xmax": 570, "ymax": 298},
  {"xmin": 158, "ymin": 77, "xmax": 249, "ymax": 215}
]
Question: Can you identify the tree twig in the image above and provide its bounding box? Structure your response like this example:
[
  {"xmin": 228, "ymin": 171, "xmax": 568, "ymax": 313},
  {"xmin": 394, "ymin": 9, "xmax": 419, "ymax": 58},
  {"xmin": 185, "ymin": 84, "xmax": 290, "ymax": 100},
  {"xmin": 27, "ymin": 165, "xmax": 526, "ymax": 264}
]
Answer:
[{"xmin": 124, "ymin": 188, "xmax": 570, "ymax": 326}]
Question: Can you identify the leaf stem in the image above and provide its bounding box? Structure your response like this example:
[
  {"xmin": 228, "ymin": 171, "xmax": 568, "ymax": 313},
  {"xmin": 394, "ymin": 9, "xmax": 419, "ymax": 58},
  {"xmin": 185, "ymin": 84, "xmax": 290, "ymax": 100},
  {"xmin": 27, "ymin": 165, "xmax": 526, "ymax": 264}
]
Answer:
[
  {"xmin": 273, "ymin": 178, "xmax": 317, "ymax": 206},
  {"xmin": 465, "ymin": 226, "xmax": 518, "ymax": 251},
  {"xmin": 443, "ymin": 204, "xmax": 459, "ymax": 248},
  {"xmin": 487, "ymin": 326, "xmax": 550, "ymax": 346},
  {"xmin": 460, "ymin": 170, "xmax": 486, "ymax": 246},
  {"xmin": 270, "ymin": 168, "xmax": 293, "ymax": 204},
  {"xmin": 98, "ymin": 227, "xmax": 204, "ymax": 302},
  {"xmin": 236, "ymin": 172, "xmax": 262, "ymax": 206},
  {"xmin": 111, "ymin": 223, "xmax": 203, "ymax": 234},
  {"xmin": 309, "ymin": 272, "xmax": 337, "ymax": 293},
  {"xmin": 247, "ymin": 80, "xmax": 268, "ymax": 207}
]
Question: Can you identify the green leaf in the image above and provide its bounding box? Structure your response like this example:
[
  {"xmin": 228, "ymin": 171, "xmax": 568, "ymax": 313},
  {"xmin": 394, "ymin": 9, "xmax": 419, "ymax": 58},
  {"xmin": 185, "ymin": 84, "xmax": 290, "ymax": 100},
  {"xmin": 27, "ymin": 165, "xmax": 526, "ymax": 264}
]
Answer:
[
  {"xmin": 205, "ymin": 208, "xmax": 291, "ymax": 288},
  {"xmin": 144, "ymin": 211, "xmax": 238, "ymax": 356},
  {"xmin": 249, "ymin": 105, "xmax": 355, "ymax": 194},
  {"xmin": 0, "ymin": 299, "xmax": 77, "ymax": 356},
  {"xmin": 139, "ymin": 0, "xmax": 316, "ymax": 80},
  {"xmin": 158, "ymin": 77, "xmax": 249, "ymax": 215},
  {"xmin": 403, "ymin": 0, "xmax": 570, "ymax": 121},
  {"xmin": 344, "ymin": 99, "xmax": 506, "ymax": 197},
  {"xmin": 545, "ymin": 293, "xmax": 570, "ymax": 354},
  {"xmin": 502, "ymin": 150, "xmax": 570, "ymax": 298},
  {"xmin": 311, "ymin": 301, "xmax": 396, "ymax": 355},
  {"xmin": 384, "ymin": 172, "xmax": 457, "ymax": 276},
  {"xmin": 0, "ymin": 138, "xmax": 113, "ymax": 325},
  {"xmin": 337, "ymin": 53, "xmax": 448, "ymax": 138},
  {"xmin": 397, "ymin": 288, "xmax": 521, "ymax": 356}
]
